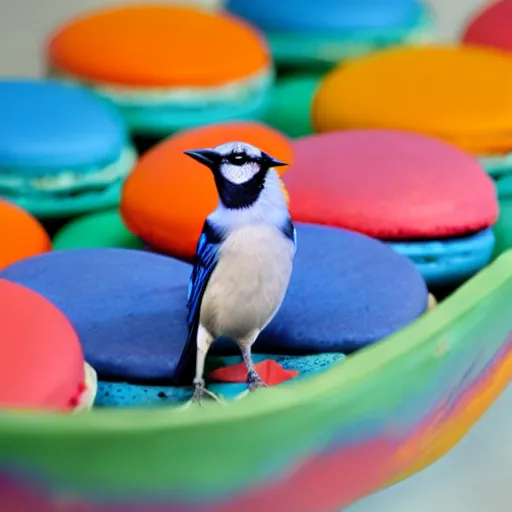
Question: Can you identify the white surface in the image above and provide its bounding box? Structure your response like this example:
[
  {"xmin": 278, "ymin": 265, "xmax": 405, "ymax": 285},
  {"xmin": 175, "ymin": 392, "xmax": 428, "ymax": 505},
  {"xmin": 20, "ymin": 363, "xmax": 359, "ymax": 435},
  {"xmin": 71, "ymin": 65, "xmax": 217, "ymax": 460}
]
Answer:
[{"xmin": 1, "ymin": 1, "xmax": 511, "ymax": 511}]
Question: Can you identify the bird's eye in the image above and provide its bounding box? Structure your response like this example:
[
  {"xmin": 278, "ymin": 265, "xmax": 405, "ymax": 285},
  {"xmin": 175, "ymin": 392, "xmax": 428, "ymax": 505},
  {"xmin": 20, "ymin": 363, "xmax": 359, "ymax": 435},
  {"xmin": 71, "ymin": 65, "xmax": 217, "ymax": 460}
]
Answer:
[{"xmin": 227, "ymin": 153, "xmax": 248, "ymax": 166}]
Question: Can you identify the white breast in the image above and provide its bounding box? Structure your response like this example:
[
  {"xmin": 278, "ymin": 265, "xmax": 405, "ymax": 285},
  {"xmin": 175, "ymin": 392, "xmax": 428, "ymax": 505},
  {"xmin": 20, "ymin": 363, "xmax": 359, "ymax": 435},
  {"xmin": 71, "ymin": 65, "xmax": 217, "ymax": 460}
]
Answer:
[{"xmin": 200, "ymin": 224, "xmax": 294, "ymax": 341}]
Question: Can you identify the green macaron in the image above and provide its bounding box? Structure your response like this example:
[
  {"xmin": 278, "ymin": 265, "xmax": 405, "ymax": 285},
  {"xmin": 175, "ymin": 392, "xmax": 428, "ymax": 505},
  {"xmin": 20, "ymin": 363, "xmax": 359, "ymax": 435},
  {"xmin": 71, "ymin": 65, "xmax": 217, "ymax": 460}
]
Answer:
[{"xmin": 52, "ymin": 209, "xmax": 143, "ymax": 250}]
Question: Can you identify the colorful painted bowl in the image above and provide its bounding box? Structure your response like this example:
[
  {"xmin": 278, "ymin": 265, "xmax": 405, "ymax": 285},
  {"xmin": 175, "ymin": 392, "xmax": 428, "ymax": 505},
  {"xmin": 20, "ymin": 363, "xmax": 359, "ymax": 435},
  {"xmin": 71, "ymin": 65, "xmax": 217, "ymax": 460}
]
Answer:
[
  {"xmin": 0, "ymin": 279, "xmax": 96, "ymax": 412},
  {"xmin": 121, "ymin": 121, "xmax": 293, "ymax": 260},
  {"xmin": 52, "ymin": 209, "xmax": 142, "ymax": 250},
  {"xmin": 0, "ymin": 78, "xmax": 136, "ymax": 218},
  {"xmin": 312, "ymin": 45, "xmax": 512, "ymax": 197},
  {"xmin": 0, "ymin": 223, "xmax": 427, "ymax": 391},
  {"xmin": 225, "ymin": 0, "xmax": 434, "ymax": 68},
  {"xmin": 264, "ymin": 74, "xmax": 321, "ymax": 138},
  {"xmin": 0, "ymin": 249, "xmax": 511, "ymax": 510},
  {"xmin": 47, "ymin": 5, "xmax": 273, "ymax": 136},
  {"xmin": 462, "ymin": 0, "xmax": 512, "ymax": 54},
  {"xmin": 0, "ymin": 199, "xmax": 51, "ymax": 270},
  {"xmin": 283, "ymin": 130, "xmax": 499, "ymax": 286}
]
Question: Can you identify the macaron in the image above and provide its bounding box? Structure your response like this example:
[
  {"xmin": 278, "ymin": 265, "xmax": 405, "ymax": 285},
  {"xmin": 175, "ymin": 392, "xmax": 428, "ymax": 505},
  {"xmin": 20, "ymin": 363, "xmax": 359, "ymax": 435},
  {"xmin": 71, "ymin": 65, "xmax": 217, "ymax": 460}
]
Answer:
[
  {"xmin": 0, "ymin": 224, "xmax": 427, "ymax": 404},
  {"xmin": 121, "ymin": 121, "xmax": 293, "ymax": 260},
  {"xmin": 462, "ymin": 0, "xmax": 512, "ymax": 54},
  {"xmin": 492, "ymin": 198, "xmax": 512, "ymax": 257},
  {"xmin": 47, "ymin": 5, "xmax": 273, "ymax": 137},
  {"xmin": 0, "ymin": 279, "xmax": 96, "ymax": 412},
  {"xmin": 225, "ymin": 0, "xmax": 434, "ymax": 68},
  {"xmin": 312, "ymin": 45, "xmax": 512, "ymax": 196},
  {"xmin": 52, "ymin": 209, "xmax": 142, "ymax": 250},
  {"xmin": 98, "ymin": 353, "xmax": 345, "ymax": 407},
  {"xmin": 283, "ymin": 130, "xmax": 499, "ymax": 286},
  {"xmin": 264, "ymin": 74, "xmax": 321, "ymax": 138},
  {"xmin": 0, "ymin": 78, "xmax": 136, "ymax": 218},
  {"xmin": 0, "ymin": 199, "xmax": 51, "ymax": 270}
]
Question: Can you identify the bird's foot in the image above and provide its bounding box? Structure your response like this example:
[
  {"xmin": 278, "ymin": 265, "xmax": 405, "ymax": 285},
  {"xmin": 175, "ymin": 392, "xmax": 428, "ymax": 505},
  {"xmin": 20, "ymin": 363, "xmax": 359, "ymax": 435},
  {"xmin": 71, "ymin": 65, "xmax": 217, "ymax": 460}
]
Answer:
[
  {"xmin": 247, "ymin": 371, "xmax": 268, "ymax": 393},
  {"xmin": 192, "ymin": 381, "xmax": 222, "ymax": 407}
]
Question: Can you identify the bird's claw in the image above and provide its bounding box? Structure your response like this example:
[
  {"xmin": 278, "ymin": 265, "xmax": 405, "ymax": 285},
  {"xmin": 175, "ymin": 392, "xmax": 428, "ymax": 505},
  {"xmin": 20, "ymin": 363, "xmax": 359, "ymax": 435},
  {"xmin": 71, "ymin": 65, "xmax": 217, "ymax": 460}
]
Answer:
[
  {"xmin": 247, "ymin": 372, "xmax": 268, "ymax": 393},
  {"xmin": 192, "ymin": 383, "xmax": 222, "ymax": 406}
]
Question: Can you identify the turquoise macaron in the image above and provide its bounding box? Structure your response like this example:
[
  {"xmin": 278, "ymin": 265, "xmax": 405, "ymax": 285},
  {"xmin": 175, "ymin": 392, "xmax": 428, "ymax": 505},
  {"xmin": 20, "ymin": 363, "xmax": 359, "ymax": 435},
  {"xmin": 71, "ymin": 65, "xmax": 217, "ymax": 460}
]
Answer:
[
  {"xmin": 225, "ymin": 0, "xmax": 435, "ymax": 68},
  {"xmin": 0, "ymin": 79, "xmax": 136, "ymax": 219}
]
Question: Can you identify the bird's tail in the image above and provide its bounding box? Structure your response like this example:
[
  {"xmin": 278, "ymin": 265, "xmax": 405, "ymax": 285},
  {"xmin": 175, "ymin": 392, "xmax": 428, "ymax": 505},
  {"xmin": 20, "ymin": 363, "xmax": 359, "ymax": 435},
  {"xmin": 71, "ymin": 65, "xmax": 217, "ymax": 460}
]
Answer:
[{"xmin": 173, "ymin": 325, "xmax": 197, "ymax": 385}]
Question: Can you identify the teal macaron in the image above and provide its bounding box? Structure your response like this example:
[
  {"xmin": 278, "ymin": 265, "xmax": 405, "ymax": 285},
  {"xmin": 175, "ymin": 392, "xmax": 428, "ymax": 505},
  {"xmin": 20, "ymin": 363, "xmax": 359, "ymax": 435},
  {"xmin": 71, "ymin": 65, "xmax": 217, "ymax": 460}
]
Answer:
[
  {"xmin": 0, "ymin": 79, "xmax": 136, "ymax": 219},
  {"xmin": 226, "ymin": 0, "xmax": 435, "ymax": 69}
]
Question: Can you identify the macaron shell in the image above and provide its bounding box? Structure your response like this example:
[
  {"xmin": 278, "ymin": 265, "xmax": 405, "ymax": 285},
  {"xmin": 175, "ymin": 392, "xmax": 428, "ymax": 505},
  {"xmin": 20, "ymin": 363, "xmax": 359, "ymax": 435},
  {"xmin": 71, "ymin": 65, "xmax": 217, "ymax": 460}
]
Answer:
[
  {"xmin": 312, "ymin": 45, "xmax": 512, "ymax": 154},
  {"xmin": 463, "ymin": 0, "xmax": 512, "ymax": 53},
  {"xmin": 52, "ymin": 209, "xmax": 143, "ymax": 250},
  {"xmin": 47, "ymin": 6, "xmax": 270, "ymax": 87},
  {"xmin": 0, "ymin": 279, "xmax": 85, "ymax": 410},
  {"xmin": 226, "ymin": 0, "xmax": 424, "ymax": 33},
  {"xmin": 0, "ymin": 79, "xmax": 127, "ymax": 169},
  {"xmin": 284, "ymin": 130, "xmax": 498, "ymax": 238},
  {"xmin": 121, "ymin": 122, "xmax": 293, "ymax": 259},
  {"xmin": 0, "ymin": 200, "xmax": 51, "ymax": 270}
]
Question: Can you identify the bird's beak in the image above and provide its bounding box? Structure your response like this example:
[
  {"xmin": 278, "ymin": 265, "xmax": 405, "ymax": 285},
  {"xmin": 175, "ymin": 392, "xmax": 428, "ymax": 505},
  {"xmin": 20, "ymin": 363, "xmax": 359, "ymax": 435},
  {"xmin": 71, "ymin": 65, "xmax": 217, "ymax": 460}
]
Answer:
[
  {"xmin": 183, "ymin": 149, "xmax": 221, "ymax": 168},
  {"xmin": 262, "ymin": 152, "xmax": 287, "ymax": 168}
]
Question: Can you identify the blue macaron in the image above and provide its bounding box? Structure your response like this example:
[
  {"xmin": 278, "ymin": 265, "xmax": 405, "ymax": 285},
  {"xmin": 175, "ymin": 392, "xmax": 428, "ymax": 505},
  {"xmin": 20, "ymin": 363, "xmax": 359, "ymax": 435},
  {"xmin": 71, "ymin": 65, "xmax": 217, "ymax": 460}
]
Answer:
[
  {"xmin": 0, "ymin": 78, "xmax": 136, "ymax": 218},
  {"xmin": 0, "ymin": 225, "xmax": 427, "ymax": 406},
  {"xmin": 226, "ymin": 0, "xmax": 434, "ymax": 68}
]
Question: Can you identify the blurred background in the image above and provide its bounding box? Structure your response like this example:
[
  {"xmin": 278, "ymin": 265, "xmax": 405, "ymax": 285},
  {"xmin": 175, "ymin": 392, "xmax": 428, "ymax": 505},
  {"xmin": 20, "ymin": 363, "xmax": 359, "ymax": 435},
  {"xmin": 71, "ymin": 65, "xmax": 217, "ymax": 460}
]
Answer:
[
  {"xmin": 0, "ymin": 0, "xmax": 488, "ymax": 76},
  {"xmin": 2, "ymin": 0, "xmax": 510, "ymax": 511}
]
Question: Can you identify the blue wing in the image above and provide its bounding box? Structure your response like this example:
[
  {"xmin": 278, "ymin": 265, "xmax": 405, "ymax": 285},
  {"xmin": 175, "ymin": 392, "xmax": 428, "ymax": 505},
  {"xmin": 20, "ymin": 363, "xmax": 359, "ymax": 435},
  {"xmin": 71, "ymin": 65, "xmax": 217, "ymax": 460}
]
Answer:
[
  {"xmin": 186, "ymin": 225, "xmax": 222, "ymax": 329},
  {"xmin": 174, "ymin": 220, "xmax": 224, "ymax": 384}
]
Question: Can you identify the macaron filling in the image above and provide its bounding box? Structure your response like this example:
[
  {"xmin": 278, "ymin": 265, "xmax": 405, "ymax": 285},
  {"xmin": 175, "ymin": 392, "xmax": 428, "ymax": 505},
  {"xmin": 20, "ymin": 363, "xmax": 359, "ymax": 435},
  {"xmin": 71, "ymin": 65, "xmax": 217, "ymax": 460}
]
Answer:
[
  {"xmin": 73, "ymin": 362, "xmax": 97, "ymax": 412},
  {"xmin": 50, "ymin": 69, "xmax": 274, "ymax": 132},
  {"xmin": 479, "ymin": 152, "xmax": 512, "ymax": 196},
  {"xmin": 0, "ymin": 146, "xmax": 136, "ymax": 199},
  {"xmin": 389, "ymin": 228, "xmax": 495, "ymax": 286},
  {"xmin": 263, "ymin": 7, "xmax": 433, "ymax": 64},
  {"xmin": 96, "ymin": 353, "xmax": 346, "ymax": 407}
]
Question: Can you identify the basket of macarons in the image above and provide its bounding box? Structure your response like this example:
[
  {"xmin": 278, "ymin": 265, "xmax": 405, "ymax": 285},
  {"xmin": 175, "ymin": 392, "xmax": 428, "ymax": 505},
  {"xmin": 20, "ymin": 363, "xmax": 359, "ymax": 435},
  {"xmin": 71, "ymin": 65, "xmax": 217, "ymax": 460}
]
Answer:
[{"xmin": 1, "ymin": 1, "xmax": 512, "ymax": 511}]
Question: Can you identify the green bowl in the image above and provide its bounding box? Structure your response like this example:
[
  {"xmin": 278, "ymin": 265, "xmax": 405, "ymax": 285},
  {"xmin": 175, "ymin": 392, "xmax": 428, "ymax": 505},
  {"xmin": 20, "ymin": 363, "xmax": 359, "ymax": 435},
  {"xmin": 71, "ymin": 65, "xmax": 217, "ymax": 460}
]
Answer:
[{"xmin": 1, "ymin": 251, "xmax": 512, "ymax": 510}]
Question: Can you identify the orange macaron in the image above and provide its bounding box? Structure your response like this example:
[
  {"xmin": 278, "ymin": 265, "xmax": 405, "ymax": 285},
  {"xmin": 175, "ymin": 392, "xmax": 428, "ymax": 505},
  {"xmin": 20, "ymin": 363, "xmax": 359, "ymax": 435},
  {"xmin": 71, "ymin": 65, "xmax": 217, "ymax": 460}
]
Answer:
[
  {"xmin": 47, "ymin": 5, "xmax": 273, "ymax": 135},
  {"xmin": 121, "ymin": 121, "xmax": 293, "ymax": 259},
  {"xmin": 0, "ymin": 199, "xmax": 51, "ymax": 270},
  {"xmin": 313, "ymin": 45, "xmax": 512, "ymax": 155}
]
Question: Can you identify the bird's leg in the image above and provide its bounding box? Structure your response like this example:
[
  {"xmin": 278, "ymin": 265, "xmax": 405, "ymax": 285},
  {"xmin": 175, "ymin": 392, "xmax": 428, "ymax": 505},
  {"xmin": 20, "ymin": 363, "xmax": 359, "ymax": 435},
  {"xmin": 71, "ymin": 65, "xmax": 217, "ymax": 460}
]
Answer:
[
  {"xmin": 239, "ymin": 331, "xmax": 267, "ymax": 392},
  {"xmin": 191, "ymin": 325, "xmax": 219, "ymax": 405}
]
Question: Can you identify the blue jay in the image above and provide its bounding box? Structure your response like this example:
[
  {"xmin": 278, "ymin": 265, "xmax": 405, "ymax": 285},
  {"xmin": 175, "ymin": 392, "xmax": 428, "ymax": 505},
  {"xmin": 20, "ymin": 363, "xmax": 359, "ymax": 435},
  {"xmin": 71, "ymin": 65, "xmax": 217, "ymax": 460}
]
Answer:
[{"xmin": 176, "ymin": 141, "xmax": 297, "ymax": 404}]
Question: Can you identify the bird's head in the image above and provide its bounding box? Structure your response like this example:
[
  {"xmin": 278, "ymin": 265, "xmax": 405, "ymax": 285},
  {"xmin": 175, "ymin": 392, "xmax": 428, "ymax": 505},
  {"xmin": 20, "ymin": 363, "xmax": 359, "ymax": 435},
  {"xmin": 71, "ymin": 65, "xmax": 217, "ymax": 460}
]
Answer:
[{"xmin": 184, "ymin": 141, "xmax": 287, "ymax": 209}]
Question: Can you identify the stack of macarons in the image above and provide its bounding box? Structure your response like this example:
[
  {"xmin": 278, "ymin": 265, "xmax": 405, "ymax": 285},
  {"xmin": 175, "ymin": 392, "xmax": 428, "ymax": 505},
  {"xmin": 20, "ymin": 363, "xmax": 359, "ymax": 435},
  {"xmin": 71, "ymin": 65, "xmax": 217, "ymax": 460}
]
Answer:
[
  {"xmin": 282, "ymin": 130, "xmax": 498, "ymax": 286},
  {"xmin": 0, "ymin": 279, "xmax": 96, "ymax": 412},
  {"xmin": 0, "ymin": 78, "xmax": 136, "ymax": 218},
  {"xmin": 46, "ymin": 5, "xmax": 274, "ymax": 138},
  {"xmin": 311, "ymin": 45, "xmax": 512, "ymax": 197},
  {"xmin": 225, "ymin": 0, "xmax": 434, "ymax": 68}
]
